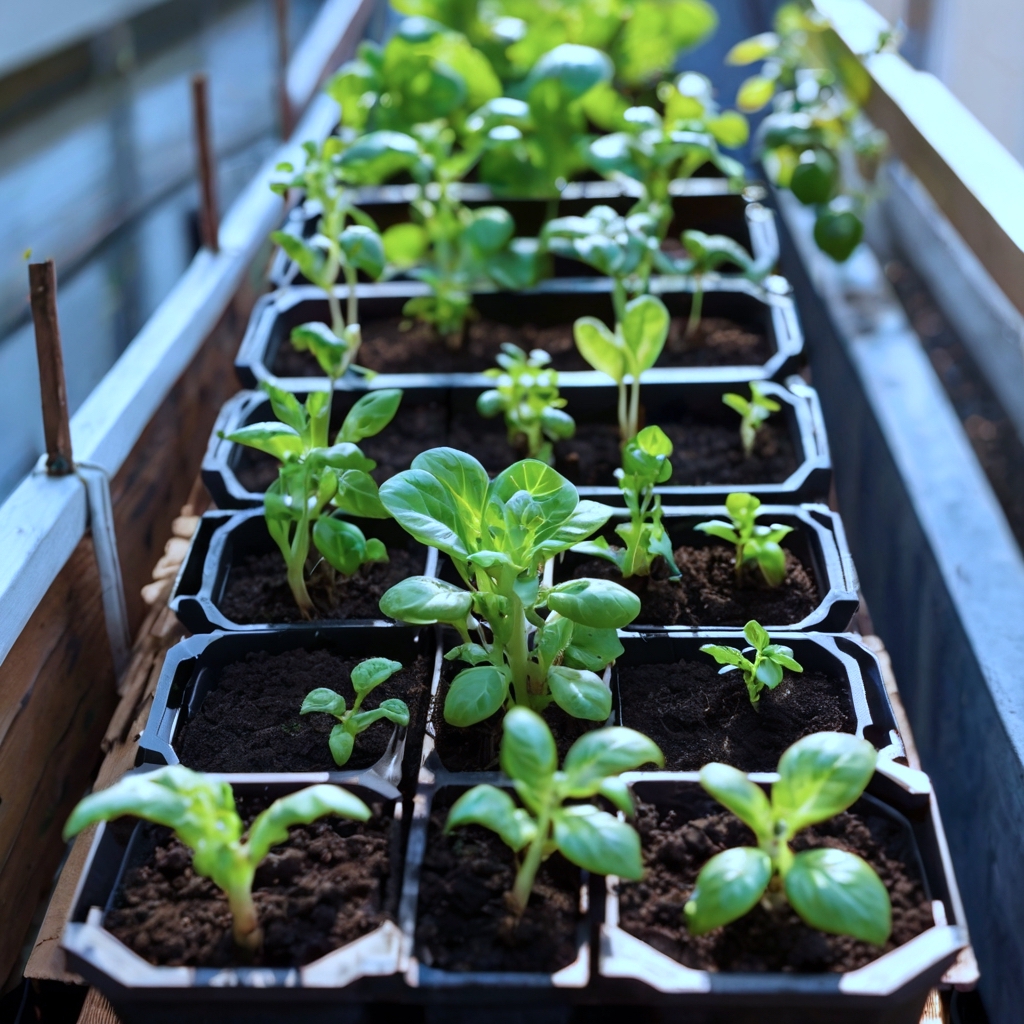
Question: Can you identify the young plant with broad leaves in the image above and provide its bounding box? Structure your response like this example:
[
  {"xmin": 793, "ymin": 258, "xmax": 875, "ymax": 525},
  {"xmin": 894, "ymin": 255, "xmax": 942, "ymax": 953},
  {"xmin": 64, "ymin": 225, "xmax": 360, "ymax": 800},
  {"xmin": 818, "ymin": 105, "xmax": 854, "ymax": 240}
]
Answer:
[
  {"xmin": 63, "ymin": 765, "xmax": 371, "ymax": 953},
  {"xmin": 694, "ymin": 491, "xmax": 793, "ymax": 585},
  {"xmin": 477, "ymin": 344, "xmax": 575, "ymax": 464},
  {"xmin": 684, "ymin": 731, "xmax": 891, "ymax": 944},
  {"xmin": 726, "ymin": 4, "xmax": 889, "ymax": 261},
  {"xmin": 721, "ymin": 382, "xmax": 781, "ymax": 458},
  {"xmin": 377, "ymin": 449, "xmax": 641, "ymax": 727},
  {"xmin": 700, "ymin": 619, "xmax": 803, "ymax": 706},
  {"xmin": 337, "ymin": 126, "xmax": 540, "ymax": 344},
  {"xmin": 571, "ymin": 425, "xmax": 680, "ymax": 578},
  {"xmin": 223, "ymin": 385, "xmax": 402, "ymax": 616},
  {"xmin": 301, "ymin": 658, "xmax": 410, "ymax": 767},
  {"xmin": 270, "ymin": 141, "xmax": 387, "ymax": 382},
  {"xmin": 447, "ymin": 707, "xmax": 663, "ymax": 912}
]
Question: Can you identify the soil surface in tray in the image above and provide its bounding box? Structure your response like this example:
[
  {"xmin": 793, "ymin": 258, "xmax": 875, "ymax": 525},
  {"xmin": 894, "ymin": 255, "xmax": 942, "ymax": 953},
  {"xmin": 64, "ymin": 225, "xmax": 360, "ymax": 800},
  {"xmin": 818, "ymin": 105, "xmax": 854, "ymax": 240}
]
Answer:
[
  {"xmin": 176, "ymin": 649, "xmax": 432, "ymax": 775},
  {"xmin": 616, "ymin": 659, "xmax": 855, "ymax": 771},
  {"xmin": 618, "ymin": 793, "xmax": 933, "ymax": 972},
  {"xmin": 270, "ymin": 314, "xmax": 772, "ymax": 377},
  {"xmin": 431, "ymin": 661, "xmax": 596, "ymax": 772},
  {"xmin": 567, "ymin": 544, "xmax": 819, "ymax": 627},
  {"xmin": 415, "ymin": 792, "xmax": 581, "ymax": 973},
  {"xmin": 218, "ymin": 542, "xmax": 425, "ymax": 624},
  {"xmin": 106, "ymin": 794, "xmax": 394, "ymax": 968},
  {"xmin": 451, "ymin": 414, "xmax": 798, "ymax": 487},
  {"xmin": 233, "ymin": 400, "xmax": 448, "ymax": 495}
]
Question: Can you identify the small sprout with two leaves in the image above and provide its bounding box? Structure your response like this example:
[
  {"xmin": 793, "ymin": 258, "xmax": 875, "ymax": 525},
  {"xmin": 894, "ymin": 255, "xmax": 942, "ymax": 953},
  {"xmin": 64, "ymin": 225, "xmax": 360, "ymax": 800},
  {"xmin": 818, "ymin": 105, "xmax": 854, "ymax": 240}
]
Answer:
[
  {"xmin": 477, "ymin": 343, "xmax": 576, "ymax": 464},
  {"xmin": 300, "ymin": 658, "xmax": 410, "ymax": 767},
  {"xmin": 684, "ymin": 731, "xmax": 891, "ymax": 945},
  {"xmin": 571, "ymin": 425, "xmax": 680, "ymax": 578},
  {"xmin": 694, "ymin": 491, "xmax": 793, "ymax": 586},
  {"xmin": 378, "ymin": 449, "xmax": 640, "ymax": 728},
  {"xmin": 700, "ymin": 620, "xmax": 803, "ymax": 706},
  {"xmin": 721, "ymin": 382, "xmax": 781, "ymax": 458},
  {"xmin": 62, "ymin": 765, "xmax": 371, "ymax": 953},
  {"xmin": 446, "ymin": 706, "xmax": 664, "ymax": 914},
  {"xmin": 223, "ymin": 384, "xmax": 402, "ymax": 616}
]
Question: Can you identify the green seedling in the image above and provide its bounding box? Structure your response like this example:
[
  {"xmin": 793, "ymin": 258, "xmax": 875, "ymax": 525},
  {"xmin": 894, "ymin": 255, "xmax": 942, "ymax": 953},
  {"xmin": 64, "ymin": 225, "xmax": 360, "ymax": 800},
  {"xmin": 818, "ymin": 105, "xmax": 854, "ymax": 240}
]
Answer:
[
  {"xmin": 447, "ymin": 706, "xmax": 663, "ymax": 913},
  {"xmin": 224, "ymin": 385, "xmax": 401, "ymax": 616},
  {"xmin": 301, "ymin": 658, "xmax": 410, "ymax": 767},
  {"xmin": 694, "ymin": 491, "xmax": 793, "ymax": 585},
  {"xmin": 63, "ymin": 765, "xmax": 371, "ymax": 953},
  {"xmin": 684, "ymin": 731, "xmax": 891, "ymax": 944},
  {"xmin": 700, "ymin": 619, "xmax": 803, "ymax": 705},
  {"xmin": 721, "ymin": 382, "xmax": 781, "ymax": 458},
  {"xmin": 571, "ymin": 425, "xmax": 680, "ymax": 578},
  {"xmin": 378, "ymin": 448, "xmax": 640, "ymax": 728},
  {"xmin": 477, "ymin": 343, "xmax": 575, "ymax": 464},
  {"xmin": 726, "ymin": 5, "xmax": 888, "ymax": 261},
  {"xmin": 271, "ymin": 140, "xmax": 386, "ymax": 381}
]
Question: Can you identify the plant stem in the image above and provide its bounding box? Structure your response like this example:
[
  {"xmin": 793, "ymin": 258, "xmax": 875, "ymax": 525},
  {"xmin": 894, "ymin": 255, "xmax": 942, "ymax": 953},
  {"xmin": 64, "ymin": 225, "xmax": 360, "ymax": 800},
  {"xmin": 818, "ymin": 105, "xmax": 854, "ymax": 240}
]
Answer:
[
  {"xmin": 628, "ymin": 375, "xmax": 640, "ymax": 442},
  {"xmin": 227, "ymin": 885, "xmax": 261, "ymax": 952},
  {"xmin": 612, "ymin": 278, "xmax": 627, "ymax": 323},
  {"xmin": 345, "ymin": 264, "xmax": 358, "ymax": 329},
  {"xmin": 506, "ymin": 594, "xmax": 532, "ymax": 707},
  {"xmin": 512, "ymin": 797, "xmax": 552, "ymax": 914},
  {"xmin": 686, "ymin": 282, "xmax": 704, "ymax": 341},
  {"xmin": 287, "ymin": 500, "xmax": 315, "ymax": 617},
  {"xmin": 327, "ymin": 290, "xmax": 345, "ymax": 339},
  {"xmin": 617, "ymin": 381, "xmax": 628, "ymax": 446}
]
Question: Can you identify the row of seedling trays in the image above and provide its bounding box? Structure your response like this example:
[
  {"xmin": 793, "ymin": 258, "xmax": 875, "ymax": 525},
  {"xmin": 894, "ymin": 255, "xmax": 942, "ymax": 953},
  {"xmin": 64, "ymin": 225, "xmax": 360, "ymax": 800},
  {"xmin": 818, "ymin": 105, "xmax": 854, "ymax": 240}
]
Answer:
[{"xmin": 60, "ymin": 179, "xmax": 968, "ymax": 1024}]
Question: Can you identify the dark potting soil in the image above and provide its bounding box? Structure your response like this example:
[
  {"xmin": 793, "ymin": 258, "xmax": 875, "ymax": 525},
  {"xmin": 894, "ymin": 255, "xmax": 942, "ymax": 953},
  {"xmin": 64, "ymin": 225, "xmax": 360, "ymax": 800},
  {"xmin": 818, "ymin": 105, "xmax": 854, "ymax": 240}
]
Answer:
[
  {"xmin": 176, "ymin": 649, "xmax": 432, "ymax": 775},
  {"xmin": 105, "ymin": 794, "xmax": 394, "ymax": 968},
  {"xmin": 616, "ymin": 659, "xmax": 855, "ymax": 771},
  {"xmin": 414, "ymin": 791, "xmax": 581, "ymax": 973},
  {"xmin": 567, "ymin": 544, "xmax": 819, "ymax": 627},
  {"xmin": 232, "ymin": 400, "xmax": 448, "ymax": 495},
  {"xmin": 618, "ymin": 794, "xmax": 933, "ymax": 973},
  {"xmin": 218, "ymin": 543, "xmax": 425, "ymax": 624},
  {"xmin": 431, "ymin": 661, "xmax": 596, "ymax": 772},
  {"xmin": 270, "ymin": 314, "xmax": 772, "ymax": 377},
  {"xmin": 449, "ymin": 413, "xmax": 798, "ymax": 487}
]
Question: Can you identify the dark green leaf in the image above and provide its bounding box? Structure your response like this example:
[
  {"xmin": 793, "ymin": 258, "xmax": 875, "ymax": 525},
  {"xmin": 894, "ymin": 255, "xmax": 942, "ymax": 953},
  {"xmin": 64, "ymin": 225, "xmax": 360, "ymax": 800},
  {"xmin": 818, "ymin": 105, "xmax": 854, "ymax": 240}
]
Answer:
[
  {"xmin": 444, "ymin": 664, "xmax": 510, "ymax": 726},
  {"xmin": 563, "ymin": 727, "xmax": 663, "ymax": 794},
  {"xmin": 684, "ymin": 847, "xmax": 772, "ymax": 934},
  {"xmin": 337, "ymin": 390, "xmax": 402, "ymax": 444},
  {"xmin": 351, "ymin": 657, "xmax": 403, "ymax": 694},
  {"xmin": 699, "ymin": 763, "xmax": 772, "ymax": 841},
  {"xmin": 446, "ymin": 785, "xmax": 536, "ymax": 851},
  {"xmin": 380, "ymin": 575, "xmax": 472, "ymax": 624},
  {"xmin": 553, "ymin": 805, "xmax": 642, "ymax": 878},
  {"xmin": 546, "ymin": 578, "xmax": 641, "ymax": 629},
  {"xmin": 547, "ymin": 665, "xmax": 612, "ymax": 721}
]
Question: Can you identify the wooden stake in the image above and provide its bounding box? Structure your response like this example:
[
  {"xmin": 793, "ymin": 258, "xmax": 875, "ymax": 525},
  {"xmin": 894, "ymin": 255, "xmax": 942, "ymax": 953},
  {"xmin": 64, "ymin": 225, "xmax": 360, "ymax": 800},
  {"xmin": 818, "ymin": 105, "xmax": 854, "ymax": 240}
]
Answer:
[
  {"xmin": 29, "ymin": 260, "xmax": 74, "ymax": 475},
  {"xmin": 274, "ymin": 0, "xmax": 292, "ymax": 137},
  {"xmin": 190, "ymin": 73, "xmax": 219, "ymax": 253}
]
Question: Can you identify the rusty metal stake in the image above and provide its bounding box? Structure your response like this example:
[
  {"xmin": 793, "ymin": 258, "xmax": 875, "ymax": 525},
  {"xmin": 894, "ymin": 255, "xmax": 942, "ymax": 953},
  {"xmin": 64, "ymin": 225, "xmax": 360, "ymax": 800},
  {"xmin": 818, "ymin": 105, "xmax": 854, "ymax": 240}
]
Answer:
[
  {"xmin": 274, "ymin": 0, "xmax": 292, "ymax": 138},
  {"xmin": 29, "ymin": 260, "xmax": 73, "ymax": 475},
  {"xmin": 190, "ymin": 73, "xmax": 220, "ymax": 253}
]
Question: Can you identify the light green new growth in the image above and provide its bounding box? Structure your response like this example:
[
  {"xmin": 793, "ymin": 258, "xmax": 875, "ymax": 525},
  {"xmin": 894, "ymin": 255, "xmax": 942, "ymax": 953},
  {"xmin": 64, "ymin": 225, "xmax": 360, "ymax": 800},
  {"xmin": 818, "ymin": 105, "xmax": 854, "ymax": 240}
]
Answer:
[
  {"xmin": 301, "ymin": 658, "xmax": 410, "ymax": 767},
  {"xmin": 700, "ymin": 619, "xmax": 804, "ymax": 706},
  {"xmin": 63, "ymin": 765, "xmax": 370, "ymax": 952},
  {"xmin": 447, "ymin": 707, "xmax": 663, "ymax": 913},
  {"xmin": 694, "ymin": 491, "xmax": 793, "ymax": 585},
  {"xmin": 685, "ymin": 732, "xmax": 891, "ymax": 944},
  {"xmin": 721, "ymin": 382, "xmax": 781, "ymax": 458}
]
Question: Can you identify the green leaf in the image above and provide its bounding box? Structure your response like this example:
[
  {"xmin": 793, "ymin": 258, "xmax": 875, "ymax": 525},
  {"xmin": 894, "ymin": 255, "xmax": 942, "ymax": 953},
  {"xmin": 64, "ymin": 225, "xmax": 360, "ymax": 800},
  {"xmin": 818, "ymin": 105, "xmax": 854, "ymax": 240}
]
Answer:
[
  {"xmin": 329, "ymin": 724, "xmax": 356, "ymax": 766},
  {"xmin": 379, "ymin": 468, "xmax": 470, "ymax": 561},
  {"xmin": 351, "ymin": 657, "xmax": 403, "ymax": 694},
  {"xmin": 535, "ymin": 614, "xmax": 574, "ymax": 665},
  {"xmin": 785, "ymin": 848, "xmax": 892, "ymax": 945},
  {"xmin": 562, "ymin": 625, "xmax": 623, "ymax": 672},
  {"xmin": 553, "ymin": 805, "xmax": 642, "ymax": 878},
  {"xmin": 569, "ymin": 538, "xmax": 626, "ymax": 572},
  {"xmin": 446, "ymin": 785, "xmax": 536, "ymax": 851},
  {"xmin": 337, "ymin": 390, "xmax": 402, "ymax": 444},
  {"xmin": 338, "ymin": 130, "xmax": 421, "ymax": 183},
  {"xmin": 525, "ymin": 44, "xmax": 613, "ymax": 102},
  {"xmin": 500, "ymin": 707, "xmax": 556, "ymax": 788},
  {"xmin": 489, "ymin": 459, "xmax": 578, "ymax": 528},
  {"xmin": 313, "ymin": 517, "xmax": 369, "ymax": 576},
  {"xmin": 699, "ymin": 763, "xmax": 772, "ymax": 841},
  {"xmin": 315, "ymin": 443, "xmax": 376, "ymax": 472},
  {"xmin": 444, "ymin": 664, "xmax": 509, "ymax": 726},
  {"xmin": 300, "ymin": 688, "xmax": 348, "ymax": 718},
  {"xmin": 464, "ymin": 207, "xmax": 515, "ymax": 255},
  {"xmin": 814, "ymin": 209, "xmax": 864, "ymax": 262},
  {"xmin": 339, "ymin": 225, "xmax": 385, "ymax": 279},
  {"xmin": 749, "ymin": 541, "xmax": 787, "ymax": 586},
  {"xmin": 547, "ymin": 665, "xmax": 612, "ymax": 721},
  {"xmin": 224, "ymin": 423, "xmax": 304, "ymax": 460},
  {"xmin": 620, "ymin": 295, "xmax": 669, "ymax": 373},
  {"xmin": 546, "ymin": 578, "xmax": 641, "ymax": 629},
  {"xmin": 699, "ymin": 643, "xmax": 749, "ymax": 670},
  {"xmin": 772, "ymin": 733, "xmax": 878, "ymax": 838},
  {"xmin": 737, "ymin": 74, "xmax": 776, "ymax": 113},
  {"xmin": 694, "ymin": 520, "xmax": 741, "ymax": 544},
  {"xmin": 635, "ymin": 424, "xmax": 672, "ymax": 457},
  {"xmin": 334, "ymin": 470, "xmax": 388, "ymax": 519},
  {"xmin": 755, "ymin": 657, "xmax": 784, "ymax": 689},
  {"xmin": 707, "ymin": 110, "xmax": 750, "ymax": 148},
  {"xmin": 291, "ymin": 322, "xmax": 349, "ymax": 379},
  {"xmin": 684, "ymin": 847, "xmax": 772, "ymax": 934},
  {"xmin": 262, "ymin": 383, "xmax": 307, "ymax": 434},
  {"xmin": 444, "ymin": 642, "xmax": 491, "ymax": 665},
  {"xmin": 791, "ymin": 149, "xmax": 838, "ymax": 206},
  {"xmin": 535, "ymin": 501, "xmax": 614, "ymax": 554},
  {"xmin": 413, "ymin": 447, "xmax": 489, "ymax": 535},
  {"xmin": 725, "ymin": 32, "xmax": 779, "ymax": 65},
  {"xmin": 574, "ymin": 317, "xmax": 625, "ymax": 382},
  {"xmin": 383, "ymin": 222, "xmax": 429, "ymax": 269},
  {"xmin": 380, "ymin": 576, "xmax": 472, "ymax": 624},
  {"xmin": 743, "ymin": 620, "xmax": 770, "ymax": 651},
  {"xmin": 349, "ymin": 698, "xmax": 410, "ymax": 730},
  {"xmin": 597, "ymin": 776, "xmax": 635, "ymax": 815},
  {"xmin": 563, "ymin": 727, "xmax": 663, "ymax": 794},
  {"xmin": 273, "ymin": 232, "xmax": 327, "ymax": 287}
]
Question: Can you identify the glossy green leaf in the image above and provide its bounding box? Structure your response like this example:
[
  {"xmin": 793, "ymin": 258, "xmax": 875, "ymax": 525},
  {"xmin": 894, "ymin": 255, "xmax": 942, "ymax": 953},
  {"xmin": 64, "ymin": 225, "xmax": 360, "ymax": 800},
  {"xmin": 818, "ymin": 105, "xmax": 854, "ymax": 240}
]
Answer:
[
  {"xmin": 291, "ymin": 322, "xmax": 349, "ymax": 378},
  {"xmin": 489, "ymin": 459, "xmax": 577, "ymax": 526},
  {"xmin": 337, "ymin": 389, "xmax": 402, "ymax": 444},
  {"xmin": 694, "ymin": 520, "xmax": 740, "ymax": 544},
  {"xmin": 446, "ymin": 784, "xmax": 537, "ymax": 851},
  {"xmin": 525, "ymin": 44, "xmax": 613, "ymax": 102},
  {"xmin": 814, "ymin": 209, "xmax": 864, "ymax": 262},
  {"xmin": 464, "ymin": 206, "xmax": 515, "ymax": 255},
  {"xmin": 383, "ymin": 222, "xmax": 429, "ymax": 268},
  {"xmin": 699, "ymin": 763, "xmax": 772, "ymax": 840},
  {"xmin": 444, "ymin": 664, "xmax": 509, "ymax": 726},
  {"xmin": 379, "ymin": 468, "xmax": 470, "ymax": 560},
  {"xmin": 547, "ymin": 578, "xmax": 641, "ymax": 629},
  {"xmin": 349, "ymin": 698, "xmax": 410, "ymax": 730},
  {"xmin": 300, "ymin": 687, "xmax": 348, "ymax": 718},
  {"xmin": 380, "ymin": 575, "xmax": 472, "ymax": 624},
  {"xmin": 574, "ymin": 316, "xmax": 625, "ymax": 381},
  {"xmin": 725, "ymin": 31, "xmax": 779, "ymax": 65},
  {"xmin": 339, "ymin": 225, "xmax": 385, "ymax": 279},
  {"xmin": 743, "ymin": 620, "xmax": 770, "ymax": 651},
  {"xmin": 313, "ymin": 517, "xmax": 369, "ymax": 576},
  {"xmin": 553, "ymin": 805, "xmax": 643, "ymax": 878},
  {"xmin": 225, "ymin": 423, "xmax": 304, "ymax": 460},
  {"xmin": 413, "ymin": 447, "xmax": 489, "ymax": 533},
  {"xmin": 620, "ymin": 295, "xmax": 669, "ymax": 373},
  {"xmin": 351, "ymin": 657, "xmax": 403, "ymax": 694},
  {"xmin": 684, "ymin": 847, "xmax": 772, "ymax": 934},
  {"xmin": 500, "ymin": 707, "xmax": 557, "ymax": 788},
  {"xmin": 563, "ymin": 727, "xmax": 663, "ymax": 794},
  {"xmin": 329, "ymin": 724, "xmax": 356, "ymax": 766},
  {"xmin": 737, "ymin": 75, "xmax": 776, "ymax": 113},
  {"xmin": 547, "ymin": 665, "xmax": 612, "ymax": 721},
  {"xmin": 562, "ymin": 624, "xmax": 624, "ymax": 672},
  {"xmin": 262, "ymin": 383, "xmax": 307, "ymax": 435},
  {"xmin": 334, "ymin": 469, "xmax": 389, "ymax": 519}
]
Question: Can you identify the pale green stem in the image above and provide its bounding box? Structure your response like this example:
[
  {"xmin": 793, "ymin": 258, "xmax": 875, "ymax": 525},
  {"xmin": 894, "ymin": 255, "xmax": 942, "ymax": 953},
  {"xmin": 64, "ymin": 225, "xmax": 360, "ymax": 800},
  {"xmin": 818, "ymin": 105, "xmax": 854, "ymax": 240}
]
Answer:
[
  {"xmin": 506, "ymin": 593, "xmax": 532, "ymax": 707},
  {"xmin": 628, "ymin": 375, "xmax": 641, "ymax": 442},
  {"xmin": 227, "ymin": 880, "xmax": 261, "ymax": 952},
  {"xmin": 686, "ymin": 282, "xmax": 704, "ymax": 340},
  {"xmin": 617, "ymin": 381, "xmax": 629, "ymax": 446},
  {"xmin": 512, "ymin": 796, "xmax": 553, "ymax": 914}
]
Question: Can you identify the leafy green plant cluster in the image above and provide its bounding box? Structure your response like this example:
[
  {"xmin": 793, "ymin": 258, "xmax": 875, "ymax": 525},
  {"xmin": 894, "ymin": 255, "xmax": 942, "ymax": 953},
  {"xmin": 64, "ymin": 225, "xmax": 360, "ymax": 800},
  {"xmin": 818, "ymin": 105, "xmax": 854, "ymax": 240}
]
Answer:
[
  {"xmin": 447, "ymin": 707, "xmax": 663, "ymax": 912},
  {"xmin": 695, "ymin": 491, "xmax": 793, "ymax": 585},
  {"xmin": 223, "ymin": 385, "xmax": 402, "ymax": 616},
  {"xmin": 700, "ymin": 619, "xmax": 804, "ymax": 706},
  {"xmin": 301, "ymin": 658, "xmax": 410, "ymax": 767},
  {"xmin": 377, "ymin": 449, "xmax": 640, "ymax": 727},
  {"xmin": 477, "ymin": 343, "xmax": 576, "ymax": 464},
  {"xmin": 685, "ymin": 731, "xmax": 891, "ymax": 944},
  {"xmin": 726, "ymin": 3, "xmax": 889, "ymax": 262},
  {"xmin": 63, "ymin": 766, "xmax": 371, "ymax": 953},
  {"xmin": 721, "ymin": 382, "xmax": 781, "ymax": 458},
  {"xmin": 571, "ymin": 424, "xmax": 680, "ymax": 578}
]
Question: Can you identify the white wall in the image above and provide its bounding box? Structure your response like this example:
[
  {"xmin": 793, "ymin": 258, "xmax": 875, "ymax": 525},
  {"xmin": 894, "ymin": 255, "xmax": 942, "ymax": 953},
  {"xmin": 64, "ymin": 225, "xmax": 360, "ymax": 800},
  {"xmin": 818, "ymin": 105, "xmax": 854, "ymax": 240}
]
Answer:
[{"xmin": 0, "ymin": 0, "xmax": 166, "ymax": 77}]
